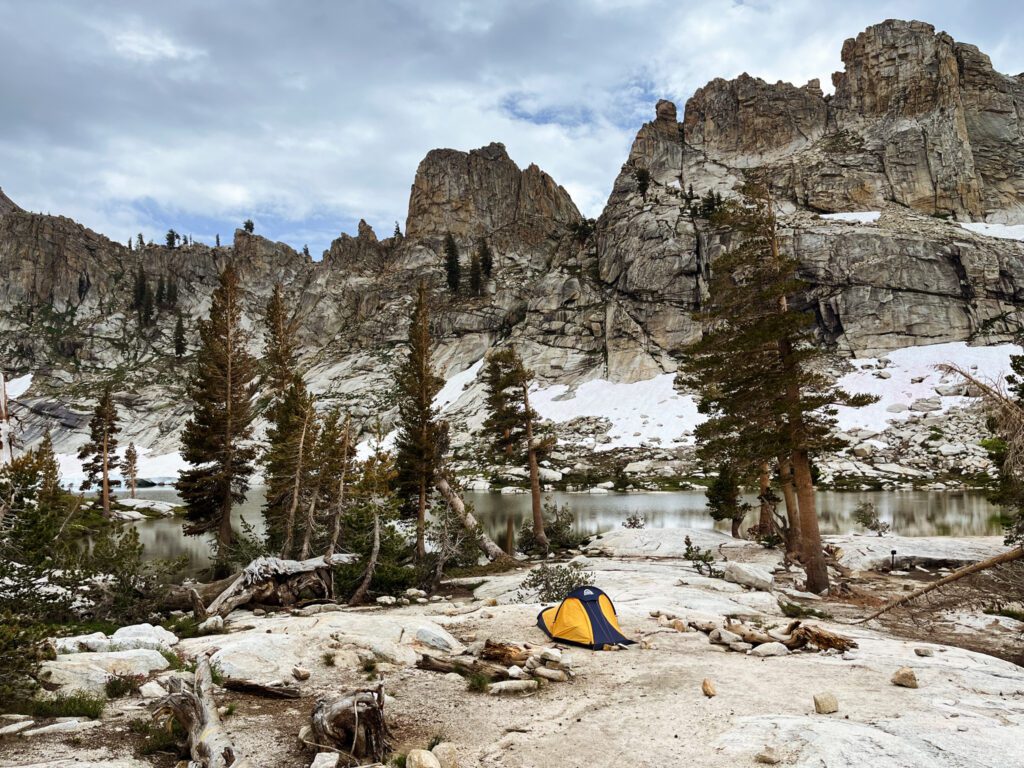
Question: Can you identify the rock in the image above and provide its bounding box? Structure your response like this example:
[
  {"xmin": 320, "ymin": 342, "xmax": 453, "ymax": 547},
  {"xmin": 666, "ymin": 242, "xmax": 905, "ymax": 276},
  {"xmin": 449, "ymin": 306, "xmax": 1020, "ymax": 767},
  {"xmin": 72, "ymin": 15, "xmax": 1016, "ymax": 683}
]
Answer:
[
  {"xmin": 886, "ymin": 403, "xmax": 910, "ymax": 413},
  {"xmin": 750, "ymin": 642, "xmax": 790, "ymax": 658},
  {"xmin": 310, "ymin": 753, "xmax": 341, "ymax": 768},
  {"xmin": 533, "ymin": 667, "xmax": 568, "ymax": 682},
  {"xmin": 405, "ymin": 588, "xmax": 428, "ymax": 599},
  {"xmin": 54, "ymin": 632, "xmax": 112, "ymax": 654},
  {"xmin": 431, "ymin": 741, "xmax": 460, "ymax": 768},
  {"xmin": 910, "ymin": 398, "xmax": 942, "ymax": 412},
  {"xmin": 723, "ymin": 562, "xmax": 775, "ymax": 592},
  {"xmin": 39, "ymin": 649, "xmax": 170, "ymax": 695},
  {"xmin": 23, "ymin": 719, "xmax": 104, "ymax": 736},
  {"xmin": 110, "ymin": 623, "xmax": 178, "ymax": 650},
  {"xmin": 701, "ymin": 678, "xmax": 716, "ymax": 698},
  {"xmin": 507, "ymin": 665, "xmax": 526, "ymax": 679},
  {"xmin": 376, "ymin": 595, "xmax": 397, "ymax": 606},
  {"xmin": 405, "ymin": 749, "xmax": 442, "ymax": 768},
  {"xmin": 539, "ymin": 648, "xmax": 562, "ymax": 663},
  {"xmin": 292, "ymin": 666, "xmax": 311, "ymax": 681},
  {"xmin": 0, "ymin": 720, "xmax": 34, "ymax": 737},
  {"xmin": 139, "ymin": 680, "xmax": 166, "ymax": 698},
  {"xmin": 913, "ymin": 648, "xmax": 934, "ymax": 657},
  {"xmin": 709, "ymin": 628, "xmax": 743, "ymax": 646},
  {"xmin": 755, "ymin": 746, "xmax": 782, "ymax": 765},
  {"xmin": 197, "ymin": 615, "xmax": 224, "ymax": 634},
  {"xmin": 415, "ymin": 626, "xmax": 464, "ymax": 654},
  {"xmin": 729, "ymin": 642, "xmax": 753, "ymax": 653},
  {"xmin": 813, "ymin": 693, "xmax": 838, "ymax": 714},
  {"xmin": 891, "ymin": 667, "xmax": 919, "ymax": 688}
]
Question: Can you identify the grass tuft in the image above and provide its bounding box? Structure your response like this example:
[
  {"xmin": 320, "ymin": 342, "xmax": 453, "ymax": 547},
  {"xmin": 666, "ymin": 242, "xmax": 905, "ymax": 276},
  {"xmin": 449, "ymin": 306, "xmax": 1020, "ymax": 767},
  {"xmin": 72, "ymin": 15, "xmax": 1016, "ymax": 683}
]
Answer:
[{"xmin": 28, "ymin": 692, "xmax": 105, "ymax": 719}]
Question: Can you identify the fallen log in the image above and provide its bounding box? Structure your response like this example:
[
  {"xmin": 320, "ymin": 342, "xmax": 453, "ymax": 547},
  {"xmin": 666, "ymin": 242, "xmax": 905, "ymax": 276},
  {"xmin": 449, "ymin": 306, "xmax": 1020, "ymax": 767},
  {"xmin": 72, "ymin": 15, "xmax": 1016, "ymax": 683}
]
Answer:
[
  {"xmin": 310, "ymin": 684, "xmax": 389, "ymax": 763},
  {"xmin": 436, "ymin": 475, "xmax": 511, "ymax": 563},
  {"xmin": 784, "ymin": 620, "xmax": 858, "ymax": 652},
  {"xmin": 479, "ymin": 640, "xmax": 530, "ymax": 666},
  {"xmin": 856, "ymin": 546, "xmax": 1024, "ymax": 624},
  {"xmin": 723, "ymin": 620, "xmax": 775, "ymax": 646},
  {"xmin": 222, "ymin": 678, "xmax": 301, "ymax": 699},
  {"xmin": 416, "ymin": 653, "xmax": 509, "ymax": 680},
  {"xmin": 154, "ymin": 657, "xmax": 253, "ymax": 768}
]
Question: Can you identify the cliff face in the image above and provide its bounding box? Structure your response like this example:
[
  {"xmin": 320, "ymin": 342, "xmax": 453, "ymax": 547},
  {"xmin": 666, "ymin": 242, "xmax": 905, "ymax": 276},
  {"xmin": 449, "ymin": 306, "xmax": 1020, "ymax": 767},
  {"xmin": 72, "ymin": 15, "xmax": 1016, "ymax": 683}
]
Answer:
[
  {"xmin": 682, "ymin": 19, "xmax": 1024, "ymax": 222},
  {"xmin": 2, "ymin": 19, "xmax": 1024, "ymax": 465}
]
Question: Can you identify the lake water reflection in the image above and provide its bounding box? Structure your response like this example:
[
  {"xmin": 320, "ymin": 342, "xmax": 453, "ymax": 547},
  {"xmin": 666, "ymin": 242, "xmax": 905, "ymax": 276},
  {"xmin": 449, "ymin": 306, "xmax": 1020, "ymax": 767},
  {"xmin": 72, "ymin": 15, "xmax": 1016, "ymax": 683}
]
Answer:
[{"xmin": 124, "ymin": 487, "xmax": 1002, "ymax": 573}]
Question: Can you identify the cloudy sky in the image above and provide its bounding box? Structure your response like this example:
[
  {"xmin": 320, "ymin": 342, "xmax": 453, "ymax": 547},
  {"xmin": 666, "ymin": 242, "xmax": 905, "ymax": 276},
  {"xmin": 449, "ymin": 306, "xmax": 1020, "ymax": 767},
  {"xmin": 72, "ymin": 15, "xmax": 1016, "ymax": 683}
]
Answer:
[{"xmin": 2, "ymin": 1, "xmax": 1022, "ymax": 257}]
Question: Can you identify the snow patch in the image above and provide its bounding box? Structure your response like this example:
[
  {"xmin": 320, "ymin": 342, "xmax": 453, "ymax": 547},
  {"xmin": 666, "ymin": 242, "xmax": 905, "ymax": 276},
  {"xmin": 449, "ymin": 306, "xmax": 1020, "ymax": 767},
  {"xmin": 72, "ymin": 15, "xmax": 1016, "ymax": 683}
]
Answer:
[
  {"xmin": 834, "ymin": 341, "xmax": 1018, "ymax": 433},
  {"xmin": 819, "ymin": 211, "xmax": 881, "ymax": 224},
  {"xmin": 959, "ymin": 221, "xmax": 1024, "ymax": 241},
  {"xmin": 530, "ymin": 374, "xmax": 703, "ymax": 451},
  {"xmin": 5, "ymin": 373, "xmax": 32, "ymax": 398}
]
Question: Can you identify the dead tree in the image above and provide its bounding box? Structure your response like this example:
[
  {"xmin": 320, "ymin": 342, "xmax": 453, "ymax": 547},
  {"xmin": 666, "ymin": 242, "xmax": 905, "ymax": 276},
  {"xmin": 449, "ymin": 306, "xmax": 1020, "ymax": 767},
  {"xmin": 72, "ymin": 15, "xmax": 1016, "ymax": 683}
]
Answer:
[
  {"xmin": 155, "ymin": 657, "xmax": 253, "ymax": 768},
  {"xmin": 348, "ymin": 505, "xmax": 381, "ymax": 607},
  {"xmin": 309, "ymin": 684, "xmax": 389, "ymax": 763},
  {"xmin": 435, "ymin": 474, "xmax": 509, "ymax": 563}
]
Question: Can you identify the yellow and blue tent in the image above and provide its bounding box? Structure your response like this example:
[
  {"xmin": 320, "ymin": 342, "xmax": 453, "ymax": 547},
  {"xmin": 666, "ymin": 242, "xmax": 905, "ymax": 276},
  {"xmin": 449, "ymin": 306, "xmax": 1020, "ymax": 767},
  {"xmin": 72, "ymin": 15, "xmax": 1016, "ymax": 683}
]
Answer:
[{"xmin": 536, "ymin": 586, "xmax": 634, "ymax": 650}]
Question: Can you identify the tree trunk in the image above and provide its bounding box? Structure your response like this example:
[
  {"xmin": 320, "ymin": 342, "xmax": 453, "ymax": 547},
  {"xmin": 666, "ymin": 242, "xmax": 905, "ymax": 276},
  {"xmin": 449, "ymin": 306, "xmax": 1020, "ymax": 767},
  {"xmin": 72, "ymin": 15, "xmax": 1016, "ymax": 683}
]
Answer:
[
  {"xmin": 309, "ymin": 684, "xmax": 389, "ymax": 762},
  {"xmin": 758, "ymin": 463, "xmax": 771, "ymax": 529},
  {"xmin": 791, "ymin": 448, "xmax": 829, "ymax": 593},
  {"xmin": 155, "ymin": 657, "xmax": 253, "ymax": 768},
  {"xmin": 299, "ymin": 491, "xmax": 318, "ymax": 560},
  {"xmin": 505, "ymin": 516, "xmax": 515, "ymax": 555},
  {"xmin": 730, "ymin": 515, "xmax": 743, "ymax": 538},
  {"xmin": 522, "ymin": 383, "xmax": 548, "ymax": 553},
  {"xmin": 281, "ymin": 409, "xmax": 311, "ymax": 559},
  {"xmin": 435, "ymin": 475, "xmax": 509, "ymax": 562},
  {"xmin": 217, "ymin": 493, "xmax": 233, "ymax": 560},
  {"xmin": 325, "ymin": 416, "xmax": 351, "ymax": 560},
  {"xmin": 101, "ymin": 431, "xmax": 111, "ymax": 517},
  {"xmin": 348, "ymin": 509, "xmax": 380, "ymax": 606},
  {"xmin": 416, "ymin": 478, "xmax": 427, "ymax": 561},
  {"xmin": 777, "ymin": 454, "xmax": 800, "ymax": 555}
]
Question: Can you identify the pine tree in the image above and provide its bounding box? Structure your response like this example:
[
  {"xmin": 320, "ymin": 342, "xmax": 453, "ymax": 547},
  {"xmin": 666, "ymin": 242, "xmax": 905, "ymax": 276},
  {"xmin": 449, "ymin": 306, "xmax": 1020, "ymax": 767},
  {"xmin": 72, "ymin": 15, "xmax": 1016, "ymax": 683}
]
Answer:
[
  {"xmin": 482, "ymin": 347, "xmax": 553, "ymax": 553},
  {"xmin": 141, "ymin": 286, "xmax": 155, "ymax": 328},
  {"xmin": 302, "ymin": 244, "xmax": 310, "ymax": 259},
  {"xmin": 177, "ymin": 263, "xmax": 258, "ymax": 565},
  {"xmin": 216, "ymin": 234, "xmax": 221, "ymax": 248},
  {"xmin": 706, "ymin": 464, "xmax": 751, "ymax": 538},
  {"xmin": 243, "ymin": 219, "xmax": 254, "ymax": 233},
  {"xmin": 123, "ymin": 442, "xmax": 138, "ymax": 499},
  {"xmin": 393, "ymin": 221, "xmax": 402, "ymax": 238},
  {"xmin": 155, "ymin": 275, "xmax": 166, "ymax": 308},
  {"xmin": 136, "ymin": 233, "xmax": 145, "ymax": 251},
  {"xmin": 469, "ymin": 248, "xmax": 482, "ymax": 296},
  {"xmin": 478, "ymin": 239, "xmax": 493, "ymax": 278},
  {"xmin": 78, "ymin": 387, "xmax": 120, "ymax": 517},
  {"xmin": 443, "ymin": 233, "xmax": 460, "ymax": 293},
  {"xmin": 678, "ymin": 182, "xmax": 873, "ymax": 592},
  {"xmin": 165, "ymin": 229, "xmax": 177, "ymax": 249},
  {"xmin": 174, "ymin": 315, "xmax": 187, "ymax": 358},
  {"xmin": 263, "ymin": 374, "xmax": 317, "ymax": 557},
  {"xmin": 127, "ymin": 237, "xmax": 132, "ymax": 252},
  {"xmin": 263, "ymin": 284, "xmax": 300, "ymax": 412},
  {"xmin": 132, "ymin": 266, "xmax": 147, "ymax": 310},
  {"xmin": 166, "ymin": 278, "xmax": 178, "ymax": 308},
  {"xmin": 393, "ymin": 281, "xmax": 444, "ymax": 560}
]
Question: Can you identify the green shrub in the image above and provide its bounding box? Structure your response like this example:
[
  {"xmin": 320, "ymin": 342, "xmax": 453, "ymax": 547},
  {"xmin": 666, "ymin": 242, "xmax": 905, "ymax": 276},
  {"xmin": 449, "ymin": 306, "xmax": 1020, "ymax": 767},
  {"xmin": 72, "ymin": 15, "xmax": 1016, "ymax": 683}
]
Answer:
[
  {"xmin": 130, "ymin": 717, "xmax": 186, "ymax": 756},
  {"xmin": 622, "ymin": 512, "xmax": 646, "ymax": 529},
  {"xmin": 515, "ymin": 562, "xmax": 593, "ymax": 603},
  {"xmin": 683, "ymin": 535, "xmax": 723, "ymax": 578},
  {"xmin": 104, "ymin": 673, "xmax": 143, "ymax": 698},
  {"xmin": 465, "ymin": 672, "xmax": 491, "ymax": 693},
  {"xmin": 852, "ymin": 502, "xmax": 890, "ymax": 536},
  {"xmin": 517, "ymin": 500, "xmax": 584, "ymax": 554},
  {"xmin": 28, "ymin": 692, "xmax": 105, "ymax": 719}
]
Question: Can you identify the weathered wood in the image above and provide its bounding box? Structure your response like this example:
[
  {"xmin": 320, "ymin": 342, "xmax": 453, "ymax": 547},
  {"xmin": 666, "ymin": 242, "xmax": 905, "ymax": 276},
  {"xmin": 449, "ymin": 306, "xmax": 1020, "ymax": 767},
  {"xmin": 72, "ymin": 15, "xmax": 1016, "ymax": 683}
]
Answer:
[
  {"xmin": 155, "ymin": 657, "xmax": 253, "ymax": 768},
  {"xmin": 222, "ymin": 678, "xmax": 301, "ymax": 699},
  {"xmin": 348, "ymin": 510, "xmax": 380, "ymax": 607},
  {"xmin": 435, "ymin": 475, "xmax": 510, "ymax": 563},
  {"xmin": 723, "ymin": 620, "xmax": 774, "ymax": 646},
  {"xmin": 857, "ymin": 546, "xmax": 1024, "ymax": 624},
  {"xmin": 310, "ymin": 684, "xmax": 389, "ymax": 763},
  {"xmin": 480, "ymin": 640, "xmax": 529, "ymax": 666},
  {"xmin": 783, "ymin": 621, "xmax": 858, "ymax": 652},
  {"xmin": 416, "ymin": 653, "xmax": 509, "ymax": 680}
]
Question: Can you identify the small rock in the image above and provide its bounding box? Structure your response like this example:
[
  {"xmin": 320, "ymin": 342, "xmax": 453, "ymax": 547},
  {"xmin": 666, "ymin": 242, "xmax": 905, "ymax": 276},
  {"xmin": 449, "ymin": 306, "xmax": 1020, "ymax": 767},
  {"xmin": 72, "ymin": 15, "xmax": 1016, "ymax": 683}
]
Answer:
[
  {"xmin": 709, "ymin": 628, "xmax": 742, "ymax": 646},
  {"xmin": 508, "ymin": 665, "xmax": 525, "ymax": 679},
  {"xmin": 217, "ymin": 706, "xmax": 229, "ymax": 717},
  {"xmin": 723, "ymin": 562, "xmax": 774, "ymax": 591},
  {"xmin": 891, "ymin": 667, "xmax": 919, "ymax": 688},
  {"xmin": 670, "ymin": 619, "xmax": 688, "ymax": 632},
  {"xmin": 540, "ymin": 648, "xmax": 561, "ymax": 663},
  {"xmin": 405, "ymin": 588, "xmax": 428, "ymax": 599},
  {"xmin": 197, "ymin": 615, "xmax": 224, "ymax": 634},
  {"xmin": 406, "ymin": 749, "xmax": 442, "ymax": 768},
  {"xmin": 0, "ymin": 720, "xmax": 34, "ymax": 737},
  {"xmin": 311, "ymin": 753, "xmax": 341, "ymax": 768},
  {"xmin": 532, "ymin": 667, "xmax": 567, "ymax": 682},
  {"xmin": 728, "ymin": 642, "xmax": 753, "ymax": 653},
  {"xmin": 432, "ymin": 741, "xmax": 459, "ymax": 768},
  {"xmin": 376, "ymin": 595, "xmax": 397, "ymax": 606},
  {"xmin": 701, "ymin": 678, "xmax": 716, "ymax": 698},
  {"xmin": 292, "ymin": 666, "xmax": 311, "ymax": 681},
  {"xmin": 444, "ymin": 672, "xmax": 463, "ymax": 683},
  {"xmin": 813, "ymin": 692, "xmax": 838, "ymax": 714},
  {"xmin": 139, "ymin": 680, "xmax": 166, "ymax": 699},
  {"xmin": 755, "ymin": 746, "xmax": 782, "ymax": 765},
  {"xmin": 750, "ymin": 642, "xmax": 790, "ymax": 658},
  {"xmin": 253, "ymin": 608, "xmax": 266, "ymax": 617},
  {"xmin": 914, "ymin": 648, "xmax": 933, "ymax": 657}
]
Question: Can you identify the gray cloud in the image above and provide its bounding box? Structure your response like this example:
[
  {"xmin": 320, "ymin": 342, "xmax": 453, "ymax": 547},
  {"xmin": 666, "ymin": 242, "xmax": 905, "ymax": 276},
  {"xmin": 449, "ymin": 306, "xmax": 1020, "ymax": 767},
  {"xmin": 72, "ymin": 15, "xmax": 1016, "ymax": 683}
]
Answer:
[{"xmin": 2, "ymin": 0, "xmax": 1022, "ymax": 255}]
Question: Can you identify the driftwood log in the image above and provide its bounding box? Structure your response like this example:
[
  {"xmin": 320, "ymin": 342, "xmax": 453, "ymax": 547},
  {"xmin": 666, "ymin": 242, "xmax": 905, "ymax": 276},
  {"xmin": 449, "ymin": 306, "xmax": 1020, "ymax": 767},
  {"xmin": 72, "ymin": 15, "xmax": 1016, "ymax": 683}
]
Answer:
[
  {"xmin": 309, "ymin": 684, "xmax": 389, "ymax": 762},
  {"xmin": 416, "ymin": 653, "xmax": 510, "ymax": 680},
  {"xmin": 221, "ymin": 678, "xmax": 300, "ymax": 699},
  {"xmin": 690, "ymin": 618, "xmax": 857, "ymax": 653},
  {"xmin": 155, "ymin": 657, "xmax": 253, "ymax": 768},
  {"xmin": 435, "ymin": 475, "xmax": 510, "ymax": 563},
  {"xmin": 479, "ymin": 639, "xmax": 530, "ymax": 666}
]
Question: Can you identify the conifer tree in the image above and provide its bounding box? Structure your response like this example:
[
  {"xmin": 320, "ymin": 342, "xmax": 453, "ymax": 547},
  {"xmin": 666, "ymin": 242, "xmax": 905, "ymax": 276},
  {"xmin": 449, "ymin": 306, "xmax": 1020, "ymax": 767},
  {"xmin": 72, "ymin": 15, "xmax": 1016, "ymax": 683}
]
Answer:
[
  {"xmin": 482, "ymin": 347, "xmax": 553, "ymax": 553},
  {"xmin": 243, "ymin": 219, "xmax": 254, "ymax": 233},
  {"xmin": 177, "ymin": 263, "xmax": 258, "ymax": 564},
  {"xmin": 263, "ymin": 284, "xmax": 300, "ymax": 412},
  {"xmin": 165, "ymin": 229, "xmax": 177, "ymax": 249},
  {"xmin": 174, "ymin": 315, "xmax": 187, "ymax": 358},
  {"xmin": 123, "ymin": 442, "xmax": 138, "ymax": 499},
  {"xmin": 706, "ymin": 463, "xmax": 750, "ymax": 538},
  {"xmin": 443, "ymin": 233, "xmax": 460, "ymax": 293},
  {"xmin": 136, "ymin": 233, "xmax": 145, "ymax": 251},
  {"xmin": 469, "ymin": 248, "xmax": 482, "ymax": 296},
  {"xmin": 478, "ymin": 239, "xmax": 493, "ymax": 278},
  {"xmin": 141, "ymin": 286, "xmax": 155, "ymax": 327},
  {"xmin": 78, "ymin": 387, "xmax": 120, "ymax": 517},
  {"xmin": 263, "ymin": 374, "xmax": 317, "ymax": 557},
  {"xmin": 216, "ymin": 234, "xmax": 221, "ymax": 248},
  {"xmin": 678, "ymin": 183, "xmax": 873, "ymax": 592},
  {"xmin": 393, "ymin": 221, "xmax": 402, "ymax": 238},
  {"xmin": 393, "ymin": 281, "xmax": 444, "ymax": 560},
  {"xmin": 166, "ymin": 278, "xmax": 178, "ymax": 308},
  {"xmin": 132, "ymin": 266, "xmax": 147, "ymax": 310},
  {"xmin": 302, "ymin": 244, "xmax": 310, "ymax": 259},
  {"xmin": 155, "ymin": 275, "xmax": 166, "ymax": 307},
  {"xmin": 127, "ymin": 238, "xmax": 132, "ymax": 252}
]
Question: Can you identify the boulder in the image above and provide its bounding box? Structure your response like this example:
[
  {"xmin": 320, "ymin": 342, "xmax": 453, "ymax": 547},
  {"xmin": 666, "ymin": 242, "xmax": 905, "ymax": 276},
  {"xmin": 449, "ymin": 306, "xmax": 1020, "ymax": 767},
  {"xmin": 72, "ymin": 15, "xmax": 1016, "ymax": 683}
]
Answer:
[
  {"xmin": 415, "ymin": 626, "xmax": 464, "ymax": 654},
  {"xmin": 431, "ymin": 742, "xmax": 460, "ymax": 768},
  {"xmin": 891, "ymin": 667, "xmax": 919, "ymax": 688},
  {"xmin": 39, "ymin": 649, "xmax": 170, "ymax": 695},
  {"xmin": 311, "ymin": 753, "xmax": 341, "ymax": 768},
  {"xmin": 750, "ymin": 642, "xmax": 790, "ymax": 658},
  {"xmin": 110, "ymin": 623, "xmax": 178, "ymax": 650},
  {"xmin": 723, "ymin": 562, "xmax": 775, "ymax": 592},
  {"xmin": 813, "ymin": 692, "xmax": 838, "ymax": 714},
  {"xmin": 197, "ymin": 615, "xmax": 224, "ymax": 634},
  {"xmin": 406, "ymin": 749, "xmax": 442, "ymax": 768}
]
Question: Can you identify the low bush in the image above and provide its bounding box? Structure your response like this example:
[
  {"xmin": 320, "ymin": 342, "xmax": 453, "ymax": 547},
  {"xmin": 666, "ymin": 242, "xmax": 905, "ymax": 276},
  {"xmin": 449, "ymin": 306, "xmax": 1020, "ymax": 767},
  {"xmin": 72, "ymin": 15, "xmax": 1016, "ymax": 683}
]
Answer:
[
  {"xmin": 515, "ymin": 562, "xmax": 593, "ymax": 603},
  {"xmin": 104, "ymin": 673, "xmax": 144, "ymax": 699},
  {"xmin": 28, "ymin": 692, "xmax": 105, "ymax": 719}
]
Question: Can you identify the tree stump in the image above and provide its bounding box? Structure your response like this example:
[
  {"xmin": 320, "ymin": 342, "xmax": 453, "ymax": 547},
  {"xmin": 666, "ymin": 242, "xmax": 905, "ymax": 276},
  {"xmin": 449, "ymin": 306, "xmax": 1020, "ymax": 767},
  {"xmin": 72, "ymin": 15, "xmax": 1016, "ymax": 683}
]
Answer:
[{"xmin": 309, "ymin": 684, "xmax": 389, "ymax": 763}]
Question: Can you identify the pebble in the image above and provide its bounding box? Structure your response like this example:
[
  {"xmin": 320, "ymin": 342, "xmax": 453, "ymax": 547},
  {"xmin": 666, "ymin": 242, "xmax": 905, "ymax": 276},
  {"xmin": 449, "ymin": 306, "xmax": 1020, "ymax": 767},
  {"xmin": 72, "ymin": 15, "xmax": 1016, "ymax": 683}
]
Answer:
[
  {"xmin": 892, "ymin": 667, "xmax": 919, "ymax": 688},
  {"xmin": 292, "ymin": 666, "xmax": 311, "ymax": 681},
  {"xmin": 813, "ymin": 693, "xmax": 838, "ymax": 714},
  {"xmin": 755, "ymin": 746, "xmax": 782, "ymax": 764},
  {"xmin": 914, "ymin": 648, "xmax": 934, "ymax": 657},
  {"xmin": 701, "ymin": 678, "xmax": 716, "ymax": 698}
]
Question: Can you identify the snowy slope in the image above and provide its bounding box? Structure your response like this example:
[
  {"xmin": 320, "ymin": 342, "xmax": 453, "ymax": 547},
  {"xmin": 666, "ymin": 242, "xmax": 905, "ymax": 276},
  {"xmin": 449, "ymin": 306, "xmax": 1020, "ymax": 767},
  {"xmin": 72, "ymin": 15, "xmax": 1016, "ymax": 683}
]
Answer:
[
  {"xmin": 819, "ymin": 211, "xmax": 881, "ymax": 224},
  {"xmin": 959, "ymin": 222, "xmax": 1024, "ymax": 241},
  {"xmin": 6, "ymin": 373, "xmax": 32, "ymax": 398},
  {"xmin": 833, "ymin": 341, "xmax": 1017, "ymax": 433}
]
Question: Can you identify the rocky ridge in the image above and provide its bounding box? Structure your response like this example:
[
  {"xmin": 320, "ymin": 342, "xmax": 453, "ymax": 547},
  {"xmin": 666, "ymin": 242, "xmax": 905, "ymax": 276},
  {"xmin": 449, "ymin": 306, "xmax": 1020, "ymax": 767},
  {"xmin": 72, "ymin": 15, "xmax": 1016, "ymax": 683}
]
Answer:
[{"xmin": 0, "ymin": 19, "xmax": 1023, "ymax": 486}]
